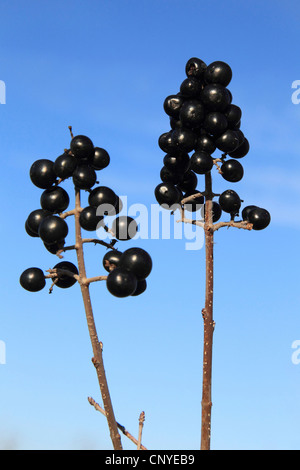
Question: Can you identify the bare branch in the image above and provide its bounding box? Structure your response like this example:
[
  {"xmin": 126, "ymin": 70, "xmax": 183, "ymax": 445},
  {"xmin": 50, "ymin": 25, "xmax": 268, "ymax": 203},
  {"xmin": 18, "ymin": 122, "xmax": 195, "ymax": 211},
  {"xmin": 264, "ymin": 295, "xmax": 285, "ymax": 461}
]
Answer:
[
  {"xmin": 68, "ymin": 125, "xmax": 74, "ymax": 138},
  {"xmin": 55, "ymin": 238, "xmax": 118, "ymax": 258},
  {"xmin": 177, "ymin": 216, "xmax": 205, "ymax": 228},
  {"xmin": 181, "ymin": 192, "xmax": 205, "ymax": 205},
  {"xmin": 74, "ymin": 189, "xmax": 122, "ymax": 450},
  {"xmin": 88, "ymin": 397, "xmax": 148, "ymax": 450},
  {"xmin": 48, "ymin": 277, "xmax": 59, "ymax": 294},
  {"xmin": 83, "ymin": 275, "xmax": 107, "ymax": 285},
  {"xmin": 59, "ymin": 209, "xmax": 78, "ymax": 219},
  {"xmin": 81, "ymin": 238, "xmax": 118, "ymax": 250},
  {"xmin": 177, "ymin": 192, "xmax": 205, "ymax": 228},
  {"xmin": 212, "ymin": 158, "xmax": 223, "ymax": 174},
  {"xmin": 45, "ymin": 268, "xmax": 81, "ymax": 283},
  {"xmin": 213, "ymin": 220, "xmax": 253, "ymax": 232},
  {"xmin": 137, "ymin": 411, "xmax": 145, "ymax": 450}
]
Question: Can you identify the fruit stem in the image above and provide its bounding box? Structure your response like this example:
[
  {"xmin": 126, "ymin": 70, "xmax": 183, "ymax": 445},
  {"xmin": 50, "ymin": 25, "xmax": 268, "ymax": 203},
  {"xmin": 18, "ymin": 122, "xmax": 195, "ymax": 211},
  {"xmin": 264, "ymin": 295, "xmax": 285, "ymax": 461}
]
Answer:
[
  {"xmin": 74, "ymin": 188, "xmax": 123, "ymax": 450},
  {"xmin": 201, "ymin": 171, "xmax": 215, "ymax": 451}
]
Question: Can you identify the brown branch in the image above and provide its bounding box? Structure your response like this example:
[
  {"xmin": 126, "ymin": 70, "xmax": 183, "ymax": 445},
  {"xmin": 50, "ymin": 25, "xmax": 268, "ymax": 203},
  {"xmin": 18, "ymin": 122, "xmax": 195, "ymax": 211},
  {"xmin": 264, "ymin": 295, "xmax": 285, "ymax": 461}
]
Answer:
[
  {"xmin": 176, "ymin": 216, "xmax": 205, "ymax": 228},
  {"xmin": 83, "ymin": 275, "xmax": 107, "ymax": 285},
  {"xmin": 55, "ymin": 238, "xmax": 118, "ymax": 259},
  {"xmin": 59, "ymin": 208, "xmax": 79, "ymax": 219},
  {"xmin": 137, "ymin": 411, "xmax": 145, "ymax": 450},
  {"xmin": 201, "ymin": 171, "xmax": 214, "ymax": 451},
  {"xmin": 213, "ymin": 220, "xmax": 253, "ymax": 232},
  {"xmin": 88, "ymin": 397, "xmax": 147, "ymax": 450},
  {"xmin": 177, "ymin": 192, "xmax": 205, "ymax": 227},
  {"xmin": 45, "ymin": 268, "xmax": 81, "ymax": 283},
  {"xmin": 48, "ymin": 277, "xmax": 59, "ymax": 294},
  {"xmin": 74, "ymin": 188, "xmax": 122, "ymax": 450},
  {"xmin": 82, "ymin": 238, "xmax": 118, "ymax": 249},
  {"xmin": 181, "ymin": 192, "xmax": 205, "ymax": 205},
  {"xmin": 212, "ymin": 158, "xmax": 223, "ymax": 174}
]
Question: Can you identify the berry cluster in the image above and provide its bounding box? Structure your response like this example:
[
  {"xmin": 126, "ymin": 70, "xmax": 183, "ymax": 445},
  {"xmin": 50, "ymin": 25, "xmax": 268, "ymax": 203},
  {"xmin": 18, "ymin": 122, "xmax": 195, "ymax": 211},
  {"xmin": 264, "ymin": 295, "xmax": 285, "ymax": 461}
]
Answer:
[
  {"xmin": 20, "ymin": 132, "xmax": 152, "ymax": 298},
  {"xmin": 154, "ymin": 57, "xmax": 270, "ymax": 229},
  {"xmin": 104, "ymin": 247, "xmax": 152, "ymax": 298}
]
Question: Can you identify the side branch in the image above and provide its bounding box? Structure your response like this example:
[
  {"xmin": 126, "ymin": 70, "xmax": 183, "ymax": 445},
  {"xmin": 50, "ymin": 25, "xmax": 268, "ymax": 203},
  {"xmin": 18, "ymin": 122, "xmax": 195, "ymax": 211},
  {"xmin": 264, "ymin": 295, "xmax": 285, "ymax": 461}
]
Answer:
[
  {"xmin": 82, "ymin": 238, "xmax": 118, "ymax": 249},
  {"xmin": 212, "ymin": 158, "xmax": 223, "ymax": 174},
  {"xmin": 83, "ymin": 275, "xmax": 107, "ymax": 285},
  {"xmin": 59, "ymin": 208, "xmax": 79, "ymax": 219},
  {"xmin": 88, "ymin": 397, "xmax": 148, "ymax": 450},
  {"xmin": 177, "ymin": 192, "xmax": 205, "ymax": 228},
  {"xmin": 213, "ymin": 220, "xmax": 253, "ymax": 232},
  {"xmin": 45, "ymin": 268, "xmax": 81, "ymax": 283},
  {"xmin": 181, "ymin": 192, "xmax": 205, "ymax": 205},
  {"xmin": 56, "ymin": 238, "xmax": 118, "ymax": 258},
  {"xmin": 137, "ymin": 411, "xmax": 145, "ymax": 450},
  {"xmin": 177, "ymin": 216, "xmax": 205, "ymax": 228}
]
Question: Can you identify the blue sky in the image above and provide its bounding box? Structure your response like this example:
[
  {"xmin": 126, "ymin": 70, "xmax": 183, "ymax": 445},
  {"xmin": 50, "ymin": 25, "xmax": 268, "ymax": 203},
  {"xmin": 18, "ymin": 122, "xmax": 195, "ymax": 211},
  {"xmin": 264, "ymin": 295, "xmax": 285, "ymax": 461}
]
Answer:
[{"xmin": 1, "ymin": 0, "xmax": 300, "ymax": 450}]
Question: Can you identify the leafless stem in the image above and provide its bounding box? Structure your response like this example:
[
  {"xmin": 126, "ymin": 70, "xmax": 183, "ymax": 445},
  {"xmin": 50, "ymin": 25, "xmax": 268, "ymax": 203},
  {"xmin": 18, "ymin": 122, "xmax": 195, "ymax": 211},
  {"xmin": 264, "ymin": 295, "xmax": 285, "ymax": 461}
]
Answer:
[
  {"xmin": 48, "ymin": 277, "xmax": 59, "ymax": 294},
  {"xmin": 88, "ymin": 397, "xmax": 147, "ymax": 450},
  {"xmin": 201, "ymin": 171, "xmax": 214, "ymax": 451},
  {"xmin": 212, "ymin": 158, "xmax": 223, "ymax": 174},
  {"xmin": 74, "ymin": 188, "xmax": 122, "ymax": 450},
  {"xmin": 83, "ymin": 275, "xmax": 107, "ymax": 285},
  {"xmin": 177, "ymin": 192, "xmax": 205, "ymax": 227},
  {"xmin": 181, "ymin": 192, "xmax": 205, "ymax": 205},
  {"xmin": 137, "ymin": 411, "xmax": 145, "ymax": 450},
  {"xmin": 45, "ymin": 268, "xmax": 81, "ymax": 283},
  {"xmin": 213, "ymin": 220, "xmax": 253, "ymax": 232},
  {"xmin": 59, "ymin": 208, "xmax": 79, "ymax": 219},
  {"xmin": 68, "ymin": 125, "xmax": 74, "ymax": 138},
  {"xmin": 81, "ymin": 238, "xmax": 118, "ymax": 249},
  {"xmin": 177, "ymin": 216, "xmax": 205, "ymax": 228},
  {"xmin": 55, "ymin": 238, "xmax": 118, "ymax": 259}
]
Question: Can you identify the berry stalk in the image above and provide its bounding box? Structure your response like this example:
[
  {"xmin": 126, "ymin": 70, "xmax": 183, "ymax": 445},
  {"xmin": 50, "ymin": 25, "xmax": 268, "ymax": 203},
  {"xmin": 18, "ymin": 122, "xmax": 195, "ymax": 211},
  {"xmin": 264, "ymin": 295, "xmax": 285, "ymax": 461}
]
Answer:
[{"xmin": 74, "ymin": 188, "xmax": 122, "ymax": 451}]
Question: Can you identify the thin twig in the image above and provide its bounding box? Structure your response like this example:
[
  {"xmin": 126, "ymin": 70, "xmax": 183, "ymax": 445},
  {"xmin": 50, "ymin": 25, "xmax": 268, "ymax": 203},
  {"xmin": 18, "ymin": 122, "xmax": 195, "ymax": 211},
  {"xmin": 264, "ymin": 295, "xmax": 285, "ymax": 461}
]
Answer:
[
  {"xmin": 45, "ymin": 268, "xmax": 81, "ymax": 284},
  {"xmin": 212, "ymin": 158, "xmax": 223, "ymax": 174},
  {"xmin": 213, "ymin": 220, "xmax": 253, "ymax": 232},
  {"xmin": 88, "ymin": 397, "xmax": 147, "ymax": 450},
  {"xmin": 181, "ymin": 192, "xmax": 205, "ymax": 205},
  {"xmin": 177, "ymin": 192, "xmax": 205, "ymax": 227},
  {"xmin": 177, "ymin": 217, "xmax": 205, "ymax": 228},
  {"xmin": 137, "ymin": 411, "xmax": 145, "ymax": 450},
  {"xmin": 55, "ymin": 238, "xmax": 118, "ymax": 259},
  {"xmin": 83, "ymin": 275, "xmax": 107, "ymax": 285},
  {"xmin": 59, "ymin": 208, "xmax": 79, "ymax": 219},
  {"xmin": 82, "ymin": 238, "xmax": 118, "ymax": 249},
  {"xmin": 48, "ymin": 277, "xmax": 59, "ymax": 294}
]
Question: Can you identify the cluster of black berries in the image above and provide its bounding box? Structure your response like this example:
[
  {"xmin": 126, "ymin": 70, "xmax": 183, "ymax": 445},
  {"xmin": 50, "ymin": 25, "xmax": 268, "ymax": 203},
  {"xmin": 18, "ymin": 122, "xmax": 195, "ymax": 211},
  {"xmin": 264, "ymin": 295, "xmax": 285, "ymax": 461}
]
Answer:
[
  {"xmin": 20, "ymin": 133, "xmax": 152, "ymax": 298},
  {"xmin": 154, "ymin": 57, "xmax": 271, "ymax": 229}
]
